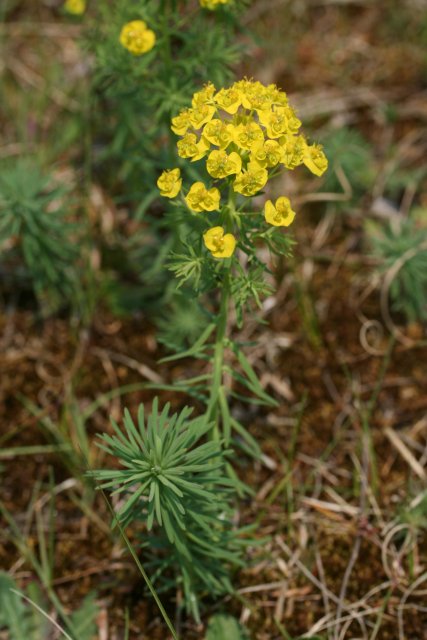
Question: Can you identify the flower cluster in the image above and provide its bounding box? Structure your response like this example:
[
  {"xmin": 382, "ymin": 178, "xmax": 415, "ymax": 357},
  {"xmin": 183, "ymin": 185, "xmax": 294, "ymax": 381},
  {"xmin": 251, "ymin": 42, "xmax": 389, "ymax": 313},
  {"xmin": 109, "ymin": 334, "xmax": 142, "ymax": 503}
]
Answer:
[
  {"xmin": 200, "ymin": 0, "xmax": 231, "ymax": 9},
  {"xmin": 157, "ymin": 79, "xmax": 328, "ymax": 258},
  {"xmin": 64, "ymin": 0, "xmax": 86, "ymax": 15},
  {"xmin": 119, "ymin": 20, "xmax": 156, "ymax": 56}
]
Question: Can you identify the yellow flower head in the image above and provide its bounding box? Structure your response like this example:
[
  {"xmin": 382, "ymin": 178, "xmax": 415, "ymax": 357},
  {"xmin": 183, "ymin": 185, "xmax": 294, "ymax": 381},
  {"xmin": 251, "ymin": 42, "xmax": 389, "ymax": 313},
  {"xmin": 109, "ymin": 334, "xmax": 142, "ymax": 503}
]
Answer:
[
  {"xmin": 119, "ymin": 20, "xmax": 156, "ymax": 56},
  {"xmin": 280, "ymin": 135, "xmax": 305, "ymax": 170},
  {"xmin": 171, "ymin": 109, "xmax": 192, "ymax": 136},
  {"xmin": 206, "ymin": 150, "xmax": 242, "ymax": 179},
  {"xmin": 199, "ymin": 0, "xmax": 229, "ymax": 9},
  {"xmin": 192, "ymin": 83, "xmax": 216, "ymax": 108},
  {"xmin": 177, "ymin": 132, "xmax": 210, "ymax": 161},
  {"xmin": 203, "ymin": 119, "xmax": 234, "ymax": 149},
  {"xmin": 203, "ymin": 227, "xmax": 236, "ymax": 258},
  {"xmin": 303, "ymin": 143, "xmax": 328, "ymax": 177},
  {"xmin": 233, "ymin": 164, "xmax": 268, "ymax": 197},
  {"xmin": 185, "ymin": 182, "xmax": 221, "ymax": 212},
  {"xmin": 167, "ymin": 77, "xmax": 327, "ymax": 237},
  {"xmin": 64, "ymin": 0, "xmax": 85, "ymax": 15},
  {"xmin": 251, "ymin": 139, "xmax": 283, "ymax": 169},
  {"xmin": 214, "ymin": 87, "xmax": 241, "ymax": 114},
  {"xmin": 233, "ymin": 121, "xmax": 264, "ymax": 151},
  {"xmin": 264, "ymin": 197, "xmax": 296, "ymax": 227},
  {"xmin": 189, "ymin": 104, "xmax": 216, "ymax": 130},
  {"xmin": 157, "ymin": 168, "xmax": 182, "ymax": 199}
]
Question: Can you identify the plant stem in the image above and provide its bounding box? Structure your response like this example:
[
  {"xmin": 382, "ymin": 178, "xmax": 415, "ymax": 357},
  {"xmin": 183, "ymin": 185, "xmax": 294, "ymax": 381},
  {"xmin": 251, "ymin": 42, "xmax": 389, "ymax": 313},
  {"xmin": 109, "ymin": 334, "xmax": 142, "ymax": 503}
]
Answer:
[{"xmin": 206, "ymin": 268, "xmax": 230, "ymax": 441}]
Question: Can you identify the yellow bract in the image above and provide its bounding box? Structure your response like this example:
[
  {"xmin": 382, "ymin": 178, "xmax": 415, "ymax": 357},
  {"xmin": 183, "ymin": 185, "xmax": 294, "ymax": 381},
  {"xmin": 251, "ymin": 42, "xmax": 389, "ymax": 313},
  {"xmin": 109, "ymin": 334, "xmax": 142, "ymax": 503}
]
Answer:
[
  {"xmin": 233, "ymin": 164, "xmax": 268, "ymax": 197},
  {"xmin": 214, "ymin": 87, "xmax": 241, "ymax": 114},
  {"xmin": 264, "ymin": 197, "xmax": 296, "ymax": 227},
  {"xmin": 177, "ymin": 133, "xmax": 210, "ymax": 161},
  {"xmin": 251, "ymin": 139, "xmax": 283, "ymax": 169},
  {"xmin": 64, "ymin": 0, "xmax": 85, "ymax": 15},
  {"xmin": 303, "ymin": 143, "xmax": 328, "ymax": 177},
  {"xmin": 119, "ymin": 21, "xmax": 156, "ymax": 56},
  {"xmin": 157, "ymin": 169, "xmax": 182, "ymax": 198},
  {"xmin": 185, "ymin": 182, "xmax": 221, "ymax": 212},
  {"xmin": 207, "ymin": 150, "xmax": 242, "ymax": 179},
  {"xmin": 171, "ymin": 109, "xmax": 192, "ymax": 136},
  {"xmin": 203, "ymin": 227, "xmax": 236, "ymax": 258},
  {"xmin": 203, "ymin": 119, "xmax": 234, "ymax": 149},
  {"xmin": 233, "ymin": 122, "xmax": 264, "ymax": 151}
]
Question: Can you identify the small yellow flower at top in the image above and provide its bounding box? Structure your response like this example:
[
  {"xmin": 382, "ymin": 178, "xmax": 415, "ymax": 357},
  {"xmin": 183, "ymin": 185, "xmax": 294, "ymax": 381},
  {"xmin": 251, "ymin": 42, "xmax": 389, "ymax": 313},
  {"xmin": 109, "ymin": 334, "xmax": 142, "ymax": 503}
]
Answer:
[
  {"xmin": 185, "ymin": 182, "xmax": 221, "ymax": 212},
  {"xmin": 119, "ymin": 20, "xmax": 156, "ymax": 56},
  {"xmin": 203, "ymin": 226, "xmax": 236, "ymax": 258},
  {"xmin": 157, "ymin": 168, "xmax": 182, "ymax": 198},
  {"xmin": 64, "ymin": 0, "xmax": 86, "ymax": 15},
  {"xmin": 192, "ymin": 83, "xmax": 216, "ymax": 108},
  {"xmin": 264, "ymin": 197, "xmax": 296, "ymax": 227},
  {"xmin": 303, "ymin": 143, "xmax": 328, "ymax": 177},
  {"xmin": 199, "ymin": 0, "xmax": 230, "ymax": 9},
  {"xmin": 214, "ymin": 87, "xmax": 241, "ymax": 114}
]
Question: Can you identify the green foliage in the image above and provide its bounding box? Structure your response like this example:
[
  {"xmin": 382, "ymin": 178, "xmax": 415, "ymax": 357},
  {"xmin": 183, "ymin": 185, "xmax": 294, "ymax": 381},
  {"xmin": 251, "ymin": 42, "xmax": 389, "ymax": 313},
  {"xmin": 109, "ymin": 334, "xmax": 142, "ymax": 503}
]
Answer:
[
  {"xmin": 87, "ymin": 0, "xmax": 245, "ymax": 191},
  {"xmin": 0, "ymin": 160, "xmax": 82, "ymax": 312},
  {"xmin": 68, "ymin": 592, "xmax": 99, "ymax": 640},
  {"xmin": 90, "ymin": 399, "xmax": 250, "ymax": 621},
  {"xmin": 156, "ymin": 294, "xmax": 211, "ymax": 352},
  {"xmin": 321, "ymin": 127, "xmax": 375, "ymax": 200},
  {"xmin": 367, "ymin": 214, "xmax": 427, "ymax": 321},
  {"xmin": 0, "ymin": 572, "xmax": 98, "ymax": 640},
  {"xmin": 231, "ymin": 262, "xmax": 273, "ymax": 327},
  {"xmin": 0, "ymin": 573, "xmax": 48, "ymax": 639},
  {"xmin": 205, "ymin": 613, "xmax": 250, "ymax": 640}
]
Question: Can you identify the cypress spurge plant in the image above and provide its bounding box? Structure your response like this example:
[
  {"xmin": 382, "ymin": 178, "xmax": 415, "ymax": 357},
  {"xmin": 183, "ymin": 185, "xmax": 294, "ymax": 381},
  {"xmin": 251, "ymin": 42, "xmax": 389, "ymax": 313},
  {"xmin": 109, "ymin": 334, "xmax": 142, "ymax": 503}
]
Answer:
[
  {"xmin": 92, "ymin": 79, "xmax": 327, "ymax": 622},
  {"xmin": 159, "ymin": 78, "xmax": 328, "ymax": 443},
  {"xmin": 90, "ymin": 400, "xmax": 249, "ymax": 621}
]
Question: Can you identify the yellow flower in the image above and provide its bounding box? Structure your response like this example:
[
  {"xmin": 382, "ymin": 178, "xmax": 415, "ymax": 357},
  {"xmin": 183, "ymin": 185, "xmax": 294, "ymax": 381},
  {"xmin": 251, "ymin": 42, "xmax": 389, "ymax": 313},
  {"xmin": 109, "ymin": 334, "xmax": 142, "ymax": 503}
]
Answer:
[
  {"xmin": 303, "ymin": 143, "xmax": 328, "ymax": 176},
  {"xmin": 264, "ymin": 197, "xmax": 296, "ymax": 227},
  {"xmin": 119, "ymin": 20, "xmax": 156, "ymax": 56},
  {"xmin": 203, "ymin": 119, "xmax": 234, "ymax": 149},
  {"xmin": 64, "ymin": 0, "xmax": 85, "ymax": 14},
  {"xmin": 206, "ymin": 150, "xmax": 242, "ymax": 179},
  {"xmin": 233, "ymin": 121, "xmax": 264, "ymax": 150},
  {"xmin": 177, "ymin": 133, "xmax": 210, "ymax": 161},
  {"xmin": 280, "ymin": 135, "xmax": 305, "ymax": 170},
  {"xmin": 200, "ymin": 0, "xmax": 229, "ymax": 9},
  {"xmin": 238, "ymin": 80, "xmax": 271, "ymax": 112},
  {"xmin": 258, "ymin": 106, "xmax": 290, "ymax": 139},
  {"xmin": 171, "ymin": 109, "xmax": 192, "ymax": 136},
  {"xmin": 251, "ymin": 139, "xmax": 283, "ymax": 169},
  {"xmin": 203, "ymin": 226, "xmax": 236, "ymax": 258},
  {"xmin": 189, "ymin": 104, "xmax": 216, "ymax": 130},
  {"xmin": 157, "ymin": 168, "xmax": 182, "ymax": 198},
  {"xmin": 185, "ymin": 182, "xmax": 221, "ymax": 212},
  {"xmin": 192, "ymin": 83, "xmax": 216, "ymax": 108},
  {"xmin": 233, "ymin": 164, "xmax": 268, "ymax": 197},
  {"xmin": 214, "ymin": 87, "xmax": 241, "ymax": 114}
]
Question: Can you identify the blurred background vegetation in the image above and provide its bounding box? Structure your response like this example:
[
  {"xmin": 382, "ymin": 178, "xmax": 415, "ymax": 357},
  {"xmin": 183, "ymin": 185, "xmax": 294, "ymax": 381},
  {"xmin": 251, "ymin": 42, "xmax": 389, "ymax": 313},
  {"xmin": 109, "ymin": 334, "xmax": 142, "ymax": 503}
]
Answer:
[{"xmin": 1, "ymin": 0, "xmax": 427, "ymax": 638}]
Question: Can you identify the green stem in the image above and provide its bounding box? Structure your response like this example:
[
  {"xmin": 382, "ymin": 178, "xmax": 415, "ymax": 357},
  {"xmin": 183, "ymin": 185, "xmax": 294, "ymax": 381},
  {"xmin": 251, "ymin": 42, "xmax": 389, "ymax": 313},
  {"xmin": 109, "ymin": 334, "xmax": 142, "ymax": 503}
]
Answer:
[{"xmin": 206, "ymin": 268, "xmax": 230, "ymax": 441}]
